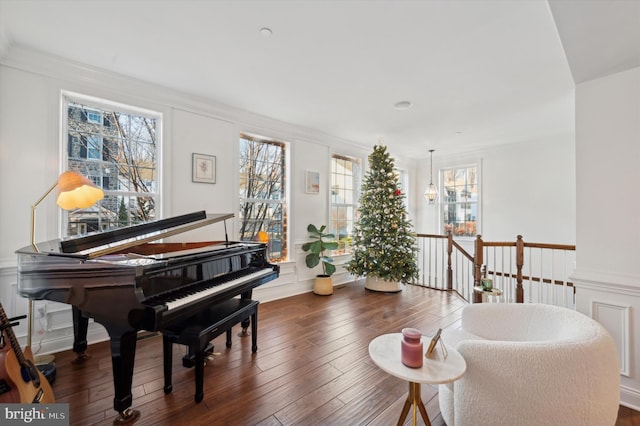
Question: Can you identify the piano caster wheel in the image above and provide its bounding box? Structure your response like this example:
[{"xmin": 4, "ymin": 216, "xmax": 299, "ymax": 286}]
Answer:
[
  {"xmin": 71, "ymin": 352, "xmax": 91, "ymax": 365},
  {"xmin": 113, "ymin": 408, "xmax": 140, "ymax": 425},
  {"xmin": 164, "ymin": 385, "xmax": 172, "ymax": 394},
  {"xmin": 238, "ymin": 327, "xmax": 250, "ymax": 337}
]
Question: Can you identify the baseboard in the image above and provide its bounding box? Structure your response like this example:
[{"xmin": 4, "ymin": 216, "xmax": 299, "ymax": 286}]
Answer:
[{"xmin": 621, "ymin": 384, "xmax": 640, "ymax": 411}]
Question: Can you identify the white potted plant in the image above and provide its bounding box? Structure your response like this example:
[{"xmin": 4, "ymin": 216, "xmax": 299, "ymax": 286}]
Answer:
[{"xmin": 302, "ymin": 224, "xmax": 339, "ymax": 295}]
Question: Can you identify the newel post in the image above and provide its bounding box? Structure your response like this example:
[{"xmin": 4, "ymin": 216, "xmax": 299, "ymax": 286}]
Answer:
[
  {"xmin": 515, "ymin": 235, "xmax": 524, "ymax": 303},
  {"xmin": 446, "ymin": 231, "xmax": 453, "ymax": 290},
  {"xmin": 473, "ymin": 235, "xmax": 484, "ymax": 303}
]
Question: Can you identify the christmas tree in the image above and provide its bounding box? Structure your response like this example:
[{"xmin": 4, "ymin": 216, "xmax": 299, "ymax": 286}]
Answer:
[{"xmin": 346, "ymin": 145, "xmax": 419, "ymax": 284}]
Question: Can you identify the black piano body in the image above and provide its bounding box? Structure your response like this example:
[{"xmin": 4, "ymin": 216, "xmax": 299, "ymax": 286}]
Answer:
[{"xmin": 15, "ymin": 211, "xmax": 279, "ymax": 423}]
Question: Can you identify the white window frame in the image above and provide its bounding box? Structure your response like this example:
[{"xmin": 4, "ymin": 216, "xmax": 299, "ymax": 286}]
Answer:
[
  {"xmin": 238, "ymin": 132, "xmax": 288, "ymax": 262},
  {"xmin": 330, "ymin": 153, "xmax": 361, "ymax": 254},
  {"xmin": 61, "ymin": 91, "xmax": 162, "ymax": 236},
  {"xmin": 440, "ymin": 161, "xmax": 481, "ymax": 239}
]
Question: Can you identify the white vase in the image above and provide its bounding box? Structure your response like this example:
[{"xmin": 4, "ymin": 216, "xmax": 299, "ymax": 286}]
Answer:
[{"xmin": 364, "ymin": 276, "xmax": 402, "ymax": 293}]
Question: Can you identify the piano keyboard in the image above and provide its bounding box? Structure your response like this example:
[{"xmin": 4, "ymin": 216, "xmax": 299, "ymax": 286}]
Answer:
[{"xmin": 163, "ymin": 268, "xmax": 274, "ymax": 311}]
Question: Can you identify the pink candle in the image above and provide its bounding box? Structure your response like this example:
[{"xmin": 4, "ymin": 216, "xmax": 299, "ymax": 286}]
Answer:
[{"xmin": 401, "ymin": 328, "xmax": 423, "ymax": 368}]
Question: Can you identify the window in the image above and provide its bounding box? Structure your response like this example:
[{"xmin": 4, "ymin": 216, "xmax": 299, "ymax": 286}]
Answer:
[
  {"xmin": 86, "ymin": 134, "xmax": 102, "ymax": 160},
  {"xmin": 442, "ymin": 165, "xmax": 479, "ymax": 237},
  {"xmin": 64, "ymin": 94, "xmax": 160, "ymax": 236},
  {"xmin": 330, "ymin": 154, "xmax": 360, "ymax": 254},
  {"xmin": 395, "ymin": 168, "xmax": 409, "ymax": 212},
  {"xmin": 239, "ymin": 133, "xmax": 287, "ymax": 262},
  {"xmin": 86, "ymin": 110, "xmax": 101, "ymax": 124}
]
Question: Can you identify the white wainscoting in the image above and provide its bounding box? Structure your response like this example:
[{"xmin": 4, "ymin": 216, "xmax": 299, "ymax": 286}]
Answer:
[
  {"xmin": 572, "ymin": 268, "xmax": 640, "ymax": 410},
  {"xmin": 591, "ymin": 301, "xmax": 630, "ymax": 376}
]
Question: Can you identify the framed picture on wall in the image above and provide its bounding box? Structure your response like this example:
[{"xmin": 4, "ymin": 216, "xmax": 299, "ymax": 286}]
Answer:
[
  {"xmin": 192, "ymin": 153, "xmax": 216, "ymax": 184},
  {"xmin": 305, "ymin": 171, "xmax": 320, "ymax": 194}
]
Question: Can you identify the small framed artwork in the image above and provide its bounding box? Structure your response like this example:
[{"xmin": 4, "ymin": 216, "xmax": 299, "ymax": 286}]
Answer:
[
  {"xmin": 426, "ymin": 328, "xmax": 442, "ymax": 357},
  {"xmin": 305, "ymin": 171, "xmax": 320, "ymax": 194},
  {"xmin": 192, "ymin": 153, "xmax": 216, "ymax": 184}
]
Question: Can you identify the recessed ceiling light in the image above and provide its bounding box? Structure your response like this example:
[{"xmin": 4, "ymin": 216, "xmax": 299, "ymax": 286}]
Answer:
[
  {"xmin": 393, "ymin": 101, "xmax": 412, "ymax": 110},
  {"xmin": 455, "ymin": 131, "xmax": 462, "ymax": 135},
  {"xmin": 259, "ymin": 27, "xmax": 273, "ymax": 37}
]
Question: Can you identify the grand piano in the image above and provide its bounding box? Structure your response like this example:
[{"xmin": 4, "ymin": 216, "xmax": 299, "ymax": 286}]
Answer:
[{"xmin": 15, "ymin": 211, "xmax": 279, "ymax": 424}]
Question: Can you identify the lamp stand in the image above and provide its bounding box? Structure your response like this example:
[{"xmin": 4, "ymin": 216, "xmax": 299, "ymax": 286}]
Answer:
[
  {"xmin": 30, "ymin": 180, "xmax": 59, "ymax": 252},
  {"xmin": 25, "ymin": 171, "xmax": 103, "ymax": 370},
  {"xmin": 28, "ymin": 179, "xmax": 59, "ymax": 363}
]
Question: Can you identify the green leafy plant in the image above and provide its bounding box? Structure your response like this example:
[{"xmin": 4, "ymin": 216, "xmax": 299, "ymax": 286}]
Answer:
[{"xmin": 302, "ymin": 224, "xmax": 339, "ymax": 277}]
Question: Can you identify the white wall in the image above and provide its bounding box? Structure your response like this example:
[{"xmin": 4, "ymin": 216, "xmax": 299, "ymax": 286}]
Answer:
[
  {"xmin": 415, "ymin": 136, "xmax": 576, "ymax": 245},
  {"xmin": 0, "ymin": 47, "xmax": 369, "ymax": 353},
  {"xmin": 571, "ymin": 66, "xmax": 640, "ymax": 410}
]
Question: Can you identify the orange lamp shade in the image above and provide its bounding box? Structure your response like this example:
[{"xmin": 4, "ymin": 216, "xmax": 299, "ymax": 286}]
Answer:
[{"xmin": 55, "ymin": 171, "xmax": 104, "ymax": 210}]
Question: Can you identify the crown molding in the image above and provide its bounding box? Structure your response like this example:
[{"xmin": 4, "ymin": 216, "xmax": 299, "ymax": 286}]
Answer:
[{"xmin": 1, "ymin": 45, "xmax": 367, "ymax": 156}]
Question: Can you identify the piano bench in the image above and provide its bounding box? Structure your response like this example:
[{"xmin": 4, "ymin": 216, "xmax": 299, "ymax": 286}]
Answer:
[{"xmin": 161, "ymin": 298, "xmax": 259, "ymax": 403}]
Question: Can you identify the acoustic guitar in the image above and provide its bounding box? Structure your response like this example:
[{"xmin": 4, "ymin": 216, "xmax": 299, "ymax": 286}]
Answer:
[{"xmin": 0, "ymin": 301, "xmax": 55, "ymax": 404}]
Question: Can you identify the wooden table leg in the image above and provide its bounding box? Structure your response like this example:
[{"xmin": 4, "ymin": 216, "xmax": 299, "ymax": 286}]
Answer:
[
  {"xmin": 397, "ymin": 386, "xmax": 412, "ymax": 425},
  {"xmin": 397, "ymin": 382, "xmax": 431, "ymax": 426},
  {"xmin": 414, "ymin": 382, "xmax": 431, "ymax": 426}
]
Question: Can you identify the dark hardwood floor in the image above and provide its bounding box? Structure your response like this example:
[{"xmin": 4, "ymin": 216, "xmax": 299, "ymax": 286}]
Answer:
[{"xmin": 48, "ymin": 280, "xmax": 639, "ymax": 425}]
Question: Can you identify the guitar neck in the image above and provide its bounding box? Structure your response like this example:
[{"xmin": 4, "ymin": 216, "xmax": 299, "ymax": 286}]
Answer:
[{"xmin": 0, "ymin": 303, "xmax": 28, "ymax": 366}]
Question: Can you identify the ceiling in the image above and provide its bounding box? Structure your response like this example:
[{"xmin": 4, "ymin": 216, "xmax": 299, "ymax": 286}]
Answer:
[{"xmin": 1, "ymin": 1, "xmax": 638, "ymax": 159}]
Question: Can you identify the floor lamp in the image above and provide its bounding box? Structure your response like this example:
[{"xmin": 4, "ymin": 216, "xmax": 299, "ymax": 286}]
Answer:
[{"xmin": 29, "ymin": 171, "xmax": 104, "ymax": 360}]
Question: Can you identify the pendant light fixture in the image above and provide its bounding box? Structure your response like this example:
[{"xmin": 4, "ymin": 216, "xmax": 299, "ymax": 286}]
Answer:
[{"xmin": 424, "ymin": 149, "xmax": 438, "ymax": 204}]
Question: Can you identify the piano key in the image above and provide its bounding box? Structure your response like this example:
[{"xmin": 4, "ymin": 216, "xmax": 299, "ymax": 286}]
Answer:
[{"xmin": 164, "ymin": 268, "xmax": 274, "ymax": 311}]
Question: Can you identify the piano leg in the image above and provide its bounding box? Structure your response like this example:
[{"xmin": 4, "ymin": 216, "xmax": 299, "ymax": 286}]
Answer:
[
  {"xmin": 71, "ymin": 306, "xmax": 91, "ymax": 364},
  {"xmin": 251, "ymin": 308, "xmax": 258, "ymax": 353},
  {"xmin": 239, "ymin": 318, "xmax": 251, "ymax": 336},
  {"xmin": 162, "ymin": 335, "xmax": 173, "ymax": 394},
  {"xmin": 105, "ymin": 326, "xmax": 141, "ymax": 425}
]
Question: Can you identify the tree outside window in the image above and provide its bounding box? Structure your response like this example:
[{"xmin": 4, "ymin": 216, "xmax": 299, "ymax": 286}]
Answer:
[
  {"xmin": 64, "ymin": 95, "xmax": 160, "ymax": 236},
  {"xmin": 442, "ymin": 165, "xmax": 479, "ymax": 237},
  {"xmin": 239, "ymin": 133, "xmax": 287, "ymax": 262}
]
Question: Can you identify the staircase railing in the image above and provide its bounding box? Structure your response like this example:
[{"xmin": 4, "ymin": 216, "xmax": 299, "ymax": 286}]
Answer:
[{"xmin": 415, "ymin": 233, "xmax": 577, "ymax": 308}]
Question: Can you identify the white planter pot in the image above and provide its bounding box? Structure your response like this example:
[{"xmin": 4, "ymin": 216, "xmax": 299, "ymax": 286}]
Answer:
[{"xmin": 364, "ymin": 276, "xmax": 402, "ymax": 293}]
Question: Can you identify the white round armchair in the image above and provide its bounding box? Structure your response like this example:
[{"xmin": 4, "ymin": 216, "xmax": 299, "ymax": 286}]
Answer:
[{"xmin": 439, "ymin": 303, "xmax": 620, "ymax": 426}]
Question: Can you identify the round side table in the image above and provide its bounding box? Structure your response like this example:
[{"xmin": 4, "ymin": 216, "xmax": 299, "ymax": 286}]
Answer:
[
  {"xmin": 473, "ymin": 286, "xmax": 503, "ymax": 303},
  {"xmin": 368, "ymin": 333, "xmax": 466, "ymax": 426}
]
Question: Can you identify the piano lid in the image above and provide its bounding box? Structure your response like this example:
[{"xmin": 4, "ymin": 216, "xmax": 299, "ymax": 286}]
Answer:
[{"xmin": 17, "ymin": 211, "xmax": 234, "ymax": 259}]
